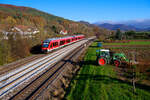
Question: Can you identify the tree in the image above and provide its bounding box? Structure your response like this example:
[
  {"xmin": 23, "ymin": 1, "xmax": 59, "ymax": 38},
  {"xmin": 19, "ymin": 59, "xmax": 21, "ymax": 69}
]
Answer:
[
  {"xmin": 115, "ymin": 29, "xmax": 123, "ymax": 40},
  {"xmin": 0, "ymin": 40, "xmax": 12, "ymax": 65},
  {"xmin": 0, "ymin": 32, "xmax": 4, "ymax": 41},
  {"xmin": 2, "ymin": 16, "xmax": 17, "ymax": 27},
  {"xmin": 15, "ymin": 33, "xmax": 30, "ymax": 58}
]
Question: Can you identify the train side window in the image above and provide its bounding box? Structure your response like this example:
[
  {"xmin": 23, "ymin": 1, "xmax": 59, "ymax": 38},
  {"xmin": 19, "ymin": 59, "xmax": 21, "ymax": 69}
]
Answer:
[
  {"xmin": 56, "ymin": 42, "xmax": 58, "ymax": 46},
  {"xmin": 53, "ymin": 42, "xmax": 58, "ymax": 47},
  {"xmin": 60, "ymin": 41, "xmax": 64, "ymax": 45}
]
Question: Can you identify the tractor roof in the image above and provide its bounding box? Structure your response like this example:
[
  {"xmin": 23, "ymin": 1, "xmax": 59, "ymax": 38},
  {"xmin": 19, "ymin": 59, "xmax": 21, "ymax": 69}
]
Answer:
[
  {"xmin": 100, "ymin": 49, "xmax": 109, "ymax": 52},
  {"xmin": 96, "ymin": 49, "xmax": 110, "ymax": 52}
]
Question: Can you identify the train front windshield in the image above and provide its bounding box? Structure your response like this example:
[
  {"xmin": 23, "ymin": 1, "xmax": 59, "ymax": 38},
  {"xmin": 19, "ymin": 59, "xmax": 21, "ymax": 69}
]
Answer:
[{"xmin": 42, "ymin": 42, "xmax": 49, "ymax": 48}]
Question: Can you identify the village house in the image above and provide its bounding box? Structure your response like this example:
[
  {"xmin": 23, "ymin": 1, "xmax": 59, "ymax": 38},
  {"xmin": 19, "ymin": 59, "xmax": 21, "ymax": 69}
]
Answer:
[{"xmin": 1, "ymin": 25, "xmax": 39, "ymax": 39}]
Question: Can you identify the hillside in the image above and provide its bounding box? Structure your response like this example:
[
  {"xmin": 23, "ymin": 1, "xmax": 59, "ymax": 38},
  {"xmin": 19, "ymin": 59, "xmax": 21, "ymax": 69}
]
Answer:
[
  {"xmin": 0, "ymin": 4, "xmax": 62, "ymax": 20},
  {"xmin": 0, "ymin": 4, "xmax": 110, "ymax": 38},
  {"xmin": 0, "ymin": 4, "xmax": 110, "ymax": 66}
]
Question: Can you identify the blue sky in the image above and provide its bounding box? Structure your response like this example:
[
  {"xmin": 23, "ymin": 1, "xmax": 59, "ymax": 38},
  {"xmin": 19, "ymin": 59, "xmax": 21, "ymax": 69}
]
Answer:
[{"xmin": 0, "ymin": 0, "xmax": 150, "ymax": 23}]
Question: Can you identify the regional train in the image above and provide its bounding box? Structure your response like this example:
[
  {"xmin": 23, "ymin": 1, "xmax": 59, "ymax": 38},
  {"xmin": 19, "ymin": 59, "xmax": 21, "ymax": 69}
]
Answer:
[{"xmin": 41, "ymin": 35, "xmax": 85, "ymax": 53}]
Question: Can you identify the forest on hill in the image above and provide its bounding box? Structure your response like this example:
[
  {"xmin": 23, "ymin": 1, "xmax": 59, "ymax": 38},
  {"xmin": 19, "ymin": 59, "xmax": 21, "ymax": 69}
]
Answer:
[{"xmin": 0, "ymin": 4, "xmax": 110, "ymax": 65}]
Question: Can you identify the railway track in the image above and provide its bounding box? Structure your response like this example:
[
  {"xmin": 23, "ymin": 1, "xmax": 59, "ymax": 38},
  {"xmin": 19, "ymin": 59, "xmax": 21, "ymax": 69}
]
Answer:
[
  {"xmin": 0, "ymin": 54, "xmax": 46, "ymax": 75},
  {"xmin": 0, "ymin": 37, "xmax": 95, "ymax": 100}
]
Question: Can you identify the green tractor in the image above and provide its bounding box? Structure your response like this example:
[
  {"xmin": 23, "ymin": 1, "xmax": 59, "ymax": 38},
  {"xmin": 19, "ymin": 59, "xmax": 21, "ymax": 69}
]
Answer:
[{"xmin": 96, "ymin": 49, "xmax": 129, "ymax": 67}]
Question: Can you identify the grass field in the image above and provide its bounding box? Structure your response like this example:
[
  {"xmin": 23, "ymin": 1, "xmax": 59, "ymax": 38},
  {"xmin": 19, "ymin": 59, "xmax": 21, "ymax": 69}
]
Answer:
[
  {"xmin": 64, "ymin": 42, "xmax": 150, "ymax": 100},
  {"xmin": 103, "ymin": 41, "xmax": 150, "ymax": 45}
]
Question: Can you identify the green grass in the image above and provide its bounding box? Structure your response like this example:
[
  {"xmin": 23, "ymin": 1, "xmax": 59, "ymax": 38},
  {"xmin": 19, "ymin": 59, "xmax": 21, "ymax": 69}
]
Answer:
[
  {"xmin": 64, "ymin": 42, "xmax": 150, "ymax": 100},
  {"xmin": 103, "ymin": 41, "xmax": 150, "ymax": 45},
  {"xmin": 106, "ymin": 47, "xmax": 150, "ymax": 49}
]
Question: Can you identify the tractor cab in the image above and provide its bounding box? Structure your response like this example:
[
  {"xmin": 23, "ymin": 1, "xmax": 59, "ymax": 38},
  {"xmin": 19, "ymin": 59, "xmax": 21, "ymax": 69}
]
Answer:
[
  {"xmin": 96, "ymin": 49, "xmax": 110, "ymax": 57},
  {"xmin": 96, "ymin": 49, "xmax": 110, "ymax": 66}
]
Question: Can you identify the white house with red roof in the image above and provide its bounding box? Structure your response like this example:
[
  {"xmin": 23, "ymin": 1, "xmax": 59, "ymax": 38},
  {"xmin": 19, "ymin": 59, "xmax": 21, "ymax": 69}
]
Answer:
[{"xmin": 60, "ymin": 30, "xmax": 68, "ymax": 35}]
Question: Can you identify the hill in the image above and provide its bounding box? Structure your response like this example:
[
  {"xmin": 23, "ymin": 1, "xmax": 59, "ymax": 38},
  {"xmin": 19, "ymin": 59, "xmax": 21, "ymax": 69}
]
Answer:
[
  {"xmin": 0, "ymin": 4, "xmax": 110, "ymax": 38},
  {"xmin": 0, "ymin": 4, "xmax": 110, "ymax": 66}
]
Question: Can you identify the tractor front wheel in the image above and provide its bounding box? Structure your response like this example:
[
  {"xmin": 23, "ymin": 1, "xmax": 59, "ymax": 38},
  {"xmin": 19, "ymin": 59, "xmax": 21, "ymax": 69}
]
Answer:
[
  {"xmin": 114, "ymin": 60, "xmax": 121, "ymax": 67},
  {"xmin": 98, "ymin": 58, "xmax": 107, "ymax": 66}
]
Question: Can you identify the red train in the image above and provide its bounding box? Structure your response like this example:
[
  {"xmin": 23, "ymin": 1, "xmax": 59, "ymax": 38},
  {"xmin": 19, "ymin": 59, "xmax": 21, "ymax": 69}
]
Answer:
[{"xmin": 41, "ymin": 35, "xmax": 85, "ymax": 53}]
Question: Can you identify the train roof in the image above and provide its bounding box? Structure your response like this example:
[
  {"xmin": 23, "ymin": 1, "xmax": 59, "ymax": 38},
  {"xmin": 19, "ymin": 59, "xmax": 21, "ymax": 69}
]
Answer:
[{"xmin": 43, "ymin": 35, "xmax": 84, "ymax": 43}]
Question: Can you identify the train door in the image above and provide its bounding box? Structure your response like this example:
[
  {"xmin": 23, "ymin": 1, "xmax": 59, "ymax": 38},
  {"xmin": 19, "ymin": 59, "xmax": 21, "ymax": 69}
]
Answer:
[
  {"xmin": 55, "ymin": 41, "xmax": 58, "ymax": 48},
  {"xmin": 53, "ymin": 41, "xmax": 58, "ymax": 49},
  {"xmin": 64, "ymin": 39, "xmax": 67, "ymax": 45},
  {"xmin": 72, "ymin": 37, "xmax": 75, "ymax": 42}
]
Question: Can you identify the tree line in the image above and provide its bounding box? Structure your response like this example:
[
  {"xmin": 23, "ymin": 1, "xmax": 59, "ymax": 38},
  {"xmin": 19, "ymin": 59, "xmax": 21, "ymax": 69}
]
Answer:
[{"xmin": 113, "ymin": 29, "xmax": 150, "ymax": 40}]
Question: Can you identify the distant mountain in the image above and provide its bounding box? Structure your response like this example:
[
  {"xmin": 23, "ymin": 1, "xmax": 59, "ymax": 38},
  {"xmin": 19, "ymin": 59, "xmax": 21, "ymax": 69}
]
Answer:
[
  {"xmin": 143, "ymin": 27, "xmax": 150, "ymax": 31},
  {"xmin": 96, "ymin": 23, "xmax": 139, "ymax": 31},
  {"xmin": 79, "ymin": 21, "xmax": 97, "ymax": 27},
  {"xmin": 122, "ymin": 19, "xmax": 150, "ymax": 29},
  {"xmin": 94, "ymin": 19, "xmax": 150, "ymax": 31},
  {"xmin": 79, "ymin": 21, "xmax": 91, "ymax": 25}
]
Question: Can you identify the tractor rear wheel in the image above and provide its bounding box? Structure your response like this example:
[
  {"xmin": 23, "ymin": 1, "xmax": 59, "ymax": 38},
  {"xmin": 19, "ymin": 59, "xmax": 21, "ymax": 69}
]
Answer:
[
  {"xmin": 98, "ymin": 58, "xmax": 107, "ymax": 66},
  {"xmin": 114, "ymin": 60, "xmax": 121, "ymax": 67}
]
